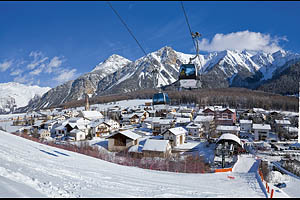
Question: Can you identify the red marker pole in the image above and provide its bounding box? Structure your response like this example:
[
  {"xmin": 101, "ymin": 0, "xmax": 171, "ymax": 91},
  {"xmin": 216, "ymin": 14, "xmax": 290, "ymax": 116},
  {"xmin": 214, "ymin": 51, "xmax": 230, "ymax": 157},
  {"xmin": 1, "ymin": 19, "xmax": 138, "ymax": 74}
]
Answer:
[{"xmin": 270, "ymin": 189, "xmax": 274, "ymax": 198}]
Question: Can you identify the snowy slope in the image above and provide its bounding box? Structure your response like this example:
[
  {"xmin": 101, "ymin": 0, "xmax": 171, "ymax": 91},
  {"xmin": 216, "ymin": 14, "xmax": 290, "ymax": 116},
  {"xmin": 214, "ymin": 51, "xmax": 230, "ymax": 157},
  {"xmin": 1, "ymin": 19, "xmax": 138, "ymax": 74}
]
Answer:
[
  {"xmin": 91, "ymin": 54, "xmax": 131, "ymax": 75},
  {"xmin": 0, "ymin": 82, "xmax": 50, "ymax": 113},
  {"xmin": 0, "ymin": 130, "xmax": 266, "ymax": 198}
]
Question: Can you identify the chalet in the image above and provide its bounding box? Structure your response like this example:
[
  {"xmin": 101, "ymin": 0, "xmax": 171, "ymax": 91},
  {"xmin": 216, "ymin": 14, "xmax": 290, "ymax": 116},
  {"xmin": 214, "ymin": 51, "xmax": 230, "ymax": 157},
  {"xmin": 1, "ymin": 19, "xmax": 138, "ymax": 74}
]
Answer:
[
  {"xmin": 216, "ymin": 125, "xmax": 240, "ymax": 137},
  {"xmin": 194, "ymin": 115, "xmax": 214, "ymax": 134},
  {"xmin": 162, "ymin": 127, "xmax": 187, "ymax": 147},
  {"xmin": 37, "ymin": 129, "xmax": 51, "ymax": 140},
  {"xmin": 239, "ymin": 120, "xmax": 253, "ymax": 132},
  {"xmin": 275, "ymin": 119, "xmax": 291, "ymax": 130},
  {"xmin": 152, "ymin": 118, "xmax": 175, "ymax": 136},
  {"xmin": 175, "ymin": 117, "xmax": 191, "ymax": 127},
  {"xmin": 121, "ymin": 113, "xmax": 140, "ymax": 125},
  {"xmin": 90, "ymin": 119, "xmax": 120, "ymax": 137},
  {"xmin": 41, "ymin": 120, "xmax": 58, "ymax": 132},
  {"xmin": 145, "ymin": 110, "xmax": 156, "ymax": 117},
  {"xmin": 69, "ymin": 129, "xmax": 86, "ymax": 141},
  {"xmin": 186, "ymin": 122, "xmax": 203, "ymax": 137},
  {"xmin": 107, "ymin": 130, "xmax": 141, "ymax": 152},
  {"xmin": 252, "ymin": 123, "xmax": 271, "ymax": 141},
  {"xmin": 198, "ymin": 106, "xmax": 236, "ymax": 125},
  {"xmin": 142, "ymin": 139, "xmax": 172, "ymax": 158}
]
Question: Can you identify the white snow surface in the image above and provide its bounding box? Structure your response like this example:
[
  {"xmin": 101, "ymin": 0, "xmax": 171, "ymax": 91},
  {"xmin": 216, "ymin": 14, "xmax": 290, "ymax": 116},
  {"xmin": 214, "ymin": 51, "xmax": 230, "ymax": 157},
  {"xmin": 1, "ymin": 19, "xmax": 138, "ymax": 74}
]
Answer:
[
  {"xmin": 0, "ymin": 82, "xmax": 50, "ymax": 109},
  {"xmin": 91, "ymin": 54, "xmax": 131, "ymax": 73},
  {"xmin": 0, "ymin": 130, "xmax": 266, "ymax": 197}
]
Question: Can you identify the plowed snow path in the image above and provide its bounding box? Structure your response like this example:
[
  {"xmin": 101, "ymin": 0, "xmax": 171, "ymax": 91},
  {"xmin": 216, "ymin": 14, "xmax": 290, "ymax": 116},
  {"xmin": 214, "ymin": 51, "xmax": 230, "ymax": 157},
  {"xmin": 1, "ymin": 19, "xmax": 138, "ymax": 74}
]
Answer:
[{"xmin": 0, "ymin": 131, "xmax": 265, "ymax": 198}]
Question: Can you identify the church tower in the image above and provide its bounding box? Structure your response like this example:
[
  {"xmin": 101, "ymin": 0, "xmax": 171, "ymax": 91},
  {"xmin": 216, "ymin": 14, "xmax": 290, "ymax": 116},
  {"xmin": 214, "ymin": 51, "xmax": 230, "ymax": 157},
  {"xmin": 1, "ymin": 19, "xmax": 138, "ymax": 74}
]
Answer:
[{"xmin": 85, "ymin": 93, "xmax": 90, "ymax": 111}]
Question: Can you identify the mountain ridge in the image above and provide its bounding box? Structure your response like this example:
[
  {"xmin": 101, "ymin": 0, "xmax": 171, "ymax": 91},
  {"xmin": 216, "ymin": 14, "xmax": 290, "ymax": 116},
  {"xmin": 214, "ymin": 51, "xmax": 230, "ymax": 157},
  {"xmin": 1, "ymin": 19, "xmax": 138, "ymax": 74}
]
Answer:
[{"xmin": 17, "ymin": 46, "xmax": 300, "ymax": 112}]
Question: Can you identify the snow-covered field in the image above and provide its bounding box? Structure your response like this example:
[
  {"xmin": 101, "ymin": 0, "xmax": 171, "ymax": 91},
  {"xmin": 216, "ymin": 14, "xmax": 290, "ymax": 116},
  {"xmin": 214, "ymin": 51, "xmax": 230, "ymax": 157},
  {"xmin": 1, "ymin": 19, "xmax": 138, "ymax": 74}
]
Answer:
[{"xmin": 0, "ymin": 130, "xmax": 266, "ymax": 198}]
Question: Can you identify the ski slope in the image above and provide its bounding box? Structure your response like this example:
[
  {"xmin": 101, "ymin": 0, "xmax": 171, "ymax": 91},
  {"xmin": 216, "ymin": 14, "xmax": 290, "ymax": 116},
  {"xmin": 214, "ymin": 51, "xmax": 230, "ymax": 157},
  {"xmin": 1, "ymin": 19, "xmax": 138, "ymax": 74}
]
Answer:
[{"xmin": 0, "ymin": 130, "xmax": 265, "ymax": 198}]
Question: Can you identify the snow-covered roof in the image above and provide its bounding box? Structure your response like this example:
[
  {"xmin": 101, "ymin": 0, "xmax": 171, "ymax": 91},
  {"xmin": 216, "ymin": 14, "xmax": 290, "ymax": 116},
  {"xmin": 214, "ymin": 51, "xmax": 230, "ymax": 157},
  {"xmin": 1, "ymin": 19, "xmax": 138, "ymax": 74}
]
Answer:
[
  {"xmin": 167, "ymin": 127, "xmax": 187, "ymax": 136},
  {"xmin": 186, "ymin": 122, "xmax": 203, "ymax": 129},
  {"xmin": 142, "ymin": 139, "xmax": 170, "ymax": 152},
  {"xmin": 252, "ymin": 124, "xmax": 271, "ymax": 130},
  {"xmin": 275, "ymin": 120, "xmax": 291, "ymax": 125},
  {"xmin": 55, "ymin": 125, "xmax": 65, "ymax": 130},
  {"xmin": 153, "ymin": 119, "xmax": 174, "ymax": 125},
  {"xmin": 239, "ymin": 120, "xmax": 252, "ymax": 124},
  {"xmin": 216, "ymin": 133, "xmax": 243, "ymax": 147},
  {"xmin": 194, "ymin": 115, "xmax": 214, "ymax": 122},
  {"xmin": 81, "ymin": 111, "xmax": 104, "ymax": 120},
  {"xmin": 175, "ymin": 117, "xmax": 191, "ymax": 123},
  {"xmin": 216, "ymin": 125, "xmax": 240, "ymax": 132},
  {"xmin": 108, "ymin": 130, "xmax": 141, "ymax": 140}
]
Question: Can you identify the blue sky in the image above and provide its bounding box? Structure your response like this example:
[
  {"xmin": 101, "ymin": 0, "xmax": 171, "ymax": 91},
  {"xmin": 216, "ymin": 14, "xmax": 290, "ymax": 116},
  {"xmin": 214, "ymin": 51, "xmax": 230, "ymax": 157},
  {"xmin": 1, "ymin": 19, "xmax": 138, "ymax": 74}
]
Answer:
[{"xmin": 1, "ymin": 1, "xmax": 300, "ymax": 88}]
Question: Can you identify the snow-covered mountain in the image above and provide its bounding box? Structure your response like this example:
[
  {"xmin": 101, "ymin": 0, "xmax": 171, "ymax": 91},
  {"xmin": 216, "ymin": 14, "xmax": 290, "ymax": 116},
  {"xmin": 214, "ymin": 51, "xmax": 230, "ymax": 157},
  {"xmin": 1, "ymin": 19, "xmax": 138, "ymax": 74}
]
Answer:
[
  {"xmin": 0, "ymin": 82, "xmax": 50, "ymax": 114},
  {"xmin": 22, "ymin": 46, "xmax": 300, "ymax": 111}
]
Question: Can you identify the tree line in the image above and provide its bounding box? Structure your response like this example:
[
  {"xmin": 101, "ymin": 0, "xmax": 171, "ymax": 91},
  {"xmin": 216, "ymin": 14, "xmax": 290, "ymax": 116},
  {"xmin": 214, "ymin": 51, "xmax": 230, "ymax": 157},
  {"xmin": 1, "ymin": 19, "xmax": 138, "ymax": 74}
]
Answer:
[{"xmin": 56, "ymin": 87, "xmax": 298, "ymax": 112}]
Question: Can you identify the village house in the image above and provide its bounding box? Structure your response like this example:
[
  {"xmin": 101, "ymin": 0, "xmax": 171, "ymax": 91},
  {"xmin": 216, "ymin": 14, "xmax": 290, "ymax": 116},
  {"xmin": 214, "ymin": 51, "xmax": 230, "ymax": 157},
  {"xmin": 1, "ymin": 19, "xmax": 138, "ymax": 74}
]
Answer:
[
  {"xmin": 142, "ymin": 139, "xmax": 172, "ymax": 158},
  {"xmin": 186, "ymin": 122, "xmax": 203, "ymax": 137},
  {"xmin": 152, "ymin": 118, "xmax": 175, "ymax": 136},
  {"xmin": 252, "ymin": 123, "xmax": 271, "ymax": 141},
  {"xmin": 175, "ymin": 117, "xmax": 191, "ymax": 127},
  {"xmin": 198, "ymin": 106, "xmax": 236, "ymax": 125},
  {"xmin": 239, "ymin": 119, "xmax": 253, "ymax": 133},
  {"xmin": 145, "ymin": 110, "xmax": 156, "ymax": 117},
  {"xmin": 121, "ymin": 113, "xmax": 140, "ymax": 125},
  {"xmin": 69, "ymin": 129, "xmax": 86, "ymax": 141},
  {"xmin": 162, "ymin": 127, "xmax": 187, "ymax": 147},
  {"xmin": 41, "ymin": 120, "xmax": 58, "ymax": 133},
  {"xmin": 37, "ymin": 129, "xmax": 51, "ymax": 140},
  {"xmin": 90, "ymin": 119, "xmax": 120, "ymax": 137},
  {"xmin": 107, "ymin": 130, "xmax": 141, "ymax": 152},
  {"xmin": 193, "ymin": 115, "xmax": 215, "ymax": 134},
  {"xmin": 78, "ymin": 110, "xmax": 104, "ymax": 121},
  {"xmin": 64, "ymin": 117, "xmax": 90, "ymax": 136},
  {"xmin": 274, "ymin": 119, "xmax": 291, "ymax": 132}
]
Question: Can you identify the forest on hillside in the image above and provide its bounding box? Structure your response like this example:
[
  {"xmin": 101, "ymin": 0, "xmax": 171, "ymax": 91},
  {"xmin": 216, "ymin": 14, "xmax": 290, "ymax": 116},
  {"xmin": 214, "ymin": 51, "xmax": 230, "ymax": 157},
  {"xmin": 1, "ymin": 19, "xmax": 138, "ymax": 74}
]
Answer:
[{"xmin": 57, "ymin": 87, "xmax": 298, "ymax": 112}]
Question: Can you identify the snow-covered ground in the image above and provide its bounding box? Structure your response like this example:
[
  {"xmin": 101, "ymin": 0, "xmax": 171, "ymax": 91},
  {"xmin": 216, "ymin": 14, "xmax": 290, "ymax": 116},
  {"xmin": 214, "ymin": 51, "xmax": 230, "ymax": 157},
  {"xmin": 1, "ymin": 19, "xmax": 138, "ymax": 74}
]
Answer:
[{"xmin": 0, "ymin": 130, "xmax": 266, "ymax": 198}]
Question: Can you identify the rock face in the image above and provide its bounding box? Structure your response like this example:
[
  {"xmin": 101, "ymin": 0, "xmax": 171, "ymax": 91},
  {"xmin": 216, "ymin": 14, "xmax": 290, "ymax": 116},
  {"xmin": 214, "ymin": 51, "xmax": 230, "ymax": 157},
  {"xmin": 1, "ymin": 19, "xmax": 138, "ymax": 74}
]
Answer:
[{"xmin": 21, "ymin": 46, "xmax": 300, "ymax": 111}]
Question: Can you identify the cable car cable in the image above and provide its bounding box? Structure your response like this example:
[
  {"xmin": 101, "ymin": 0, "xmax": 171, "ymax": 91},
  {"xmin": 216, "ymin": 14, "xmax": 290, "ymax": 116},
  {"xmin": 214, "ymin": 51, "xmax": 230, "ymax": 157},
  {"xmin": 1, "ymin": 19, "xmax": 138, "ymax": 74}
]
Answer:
[{"xmin": 107, "ymin": 1, "xmax": 169, "ymax": 88}]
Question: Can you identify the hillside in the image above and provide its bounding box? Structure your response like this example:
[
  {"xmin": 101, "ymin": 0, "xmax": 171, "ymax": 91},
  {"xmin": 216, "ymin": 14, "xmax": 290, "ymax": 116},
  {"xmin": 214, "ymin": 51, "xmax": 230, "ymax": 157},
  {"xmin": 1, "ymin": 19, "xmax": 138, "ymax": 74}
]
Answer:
[{"xmin": 0, "ymin": 130, "xmax": 265, "ymax": 197}]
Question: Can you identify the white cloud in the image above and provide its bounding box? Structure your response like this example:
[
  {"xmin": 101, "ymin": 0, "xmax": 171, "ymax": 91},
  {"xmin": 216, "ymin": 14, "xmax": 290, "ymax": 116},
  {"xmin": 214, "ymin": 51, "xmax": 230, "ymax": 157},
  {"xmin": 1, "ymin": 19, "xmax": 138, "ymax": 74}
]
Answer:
[
  {"xmin": 26, "ymin": 57, "xmax": 48, "ymax": 70},
  {"xmin": 53, "ymin": 69, "xmax": 77, "ymax": 84},
  {"xmin": 27, "ymin": 51, "xmax": 48, "ymax": 70},
  {"xmin": 0, "ymin": 60, "xmax": 13, "ymax": 72},
  {"xmin": 10, "ymin": 69, "xmax": 23, "ymax": 76},
  {"xmin": 46, "ymin": 56, "xmax": 64, "ymax": 73},
  {"xmin": 198, "ymin": 30, "xmax": 287, "ymax": 53},
  {"xmin": 29, "ymin": 64, "xmax": 44, "ymax": 76}
]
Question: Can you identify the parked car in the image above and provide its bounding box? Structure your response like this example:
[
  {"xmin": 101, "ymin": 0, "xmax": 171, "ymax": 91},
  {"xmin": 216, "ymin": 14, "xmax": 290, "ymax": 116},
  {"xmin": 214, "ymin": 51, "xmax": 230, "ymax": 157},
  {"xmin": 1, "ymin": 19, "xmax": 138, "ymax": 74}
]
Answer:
[{"xmin": 275, "ymin": 182, "xmax": 286, "ymax": 189}]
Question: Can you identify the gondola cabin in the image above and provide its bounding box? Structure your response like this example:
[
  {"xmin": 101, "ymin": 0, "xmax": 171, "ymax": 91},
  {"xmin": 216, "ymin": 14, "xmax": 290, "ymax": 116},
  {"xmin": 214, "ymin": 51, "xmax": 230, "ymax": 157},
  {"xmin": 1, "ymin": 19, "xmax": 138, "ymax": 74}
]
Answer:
[
  {"xmin": 152, "ymin": 92, "xmax": 170, "ymax": 111},
  {"xmin": 178, "ymin": 64, "xmax": 198, "ymax": 89}
]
